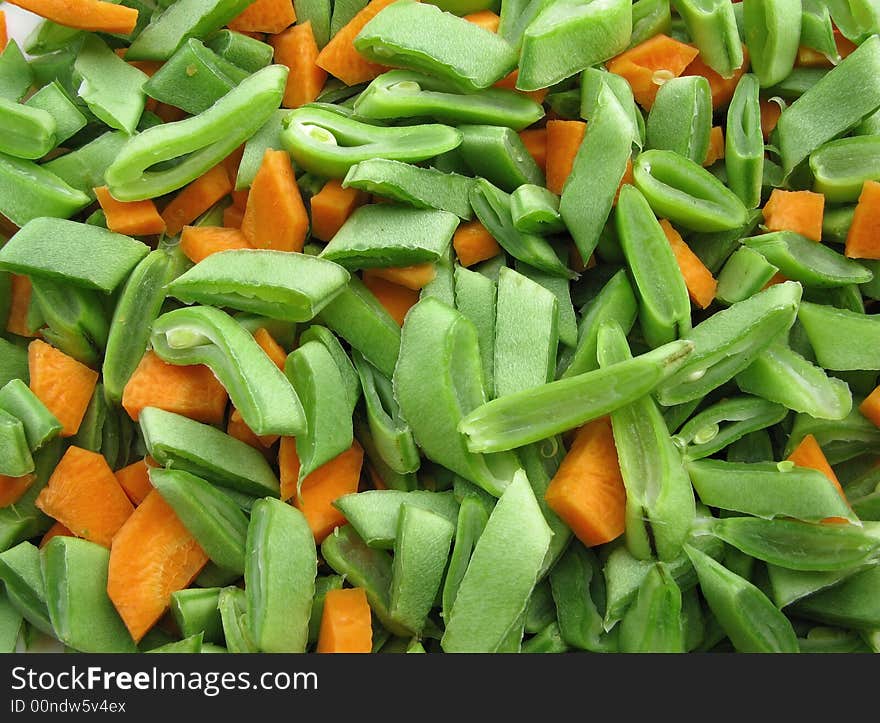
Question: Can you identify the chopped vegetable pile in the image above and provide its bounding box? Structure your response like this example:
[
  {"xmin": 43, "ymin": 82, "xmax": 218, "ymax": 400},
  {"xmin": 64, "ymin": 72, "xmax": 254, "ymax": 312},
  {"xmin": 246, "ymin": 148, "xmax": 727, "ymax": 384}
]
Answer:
[{"xmin": 0, "ymin": 0, "xmax": 879, "ymax": 655}]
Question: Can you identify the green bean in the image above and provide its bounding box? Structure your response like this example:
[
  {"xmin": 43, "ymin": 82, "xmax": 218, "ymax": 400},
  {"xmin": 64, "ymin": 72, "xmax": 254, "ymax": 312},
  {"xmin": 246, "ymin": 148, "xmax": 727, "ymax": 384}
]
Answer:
[
  {"xmin": 797, "ymin": 301, "xmax": 880, "ymax": 370},
  {"xmin": 0, "ymin": 542, "xmax": 53, "ymax": 636},
  {"xmin": 791, "ymin": 566, "xmax": 880, "ymax": 629},
  {"xmin": 766, "ymin": 563, "xmax": 870, "ymax": 608},
  {"xmin": 218, "ymin": 586, "xmax": 255, "ymax": 653},
  {"xmin": 646, "ymin": 75, "xmax": 712, "ymax": 164},
  {"xmin": 524, "ymin": 579, "xmax": 556, "ymax": 634},
  {"xmin": 725, "ymin": 73, "xmax": 764, "ymax": 209},
  {"xmin": 453, "ymin": 266, "xmax": 497, "ymax": 398},
  {"xmin": 170, "ymin": 588, "xmax": 224, "ymax": 645},
  {"xmin": 786, "ymin": 406, "xmax": 880, "ymax": 465},
  {"xmin": 441, "ymin": 497, "xmax": 489, "ymax": 623},
  {"xmin": 715, "ymin": 245, "xmax": 779, "ymax": 305},
  {"xmin": 619, "ymin": 563, "xmax": 684, "ymax": 653}
]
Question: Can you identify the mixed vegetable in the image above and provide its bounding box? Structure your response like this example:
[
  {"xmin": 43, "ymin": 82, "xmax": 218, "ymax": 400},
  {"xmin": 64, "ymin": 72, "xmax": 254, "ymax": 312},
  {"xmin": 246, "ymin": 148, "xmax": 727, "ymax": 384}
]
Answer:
[{"xmin": 0, "ymin": 0, "xmax": 879, "ymax": 655}]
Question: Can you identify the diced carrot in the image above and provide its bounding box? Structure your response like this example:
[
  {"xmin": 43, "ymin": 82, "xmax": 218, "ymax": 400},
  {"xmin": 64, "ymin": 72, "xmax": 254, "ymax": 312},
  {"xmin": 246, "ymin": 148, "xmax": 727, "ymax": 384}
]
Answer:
[
  {"xmin": 544, "ymin": 417, "xmax": 626, "ymax": 547},
  {"xmin": 126, "ymin": 59, "xmax": 162, "ymax": 76},
  {"xmin": 660, "ymin": 219, "xmax": 717, "ymax": 309},
  {"xmin": 222, "ymin": 145, "xmax": 245, "ymax": 187},
  {"xmin": 453, "ymin": 219, "xmax": 502, "ymax": 267},
  {"xmin": 231, "ymin": 188, "xmax": 249, "ymax": 210},
  {"xmin": 161, "ymin": 164, "xmax": 233, "ymax": 236},
  {"xmin": 545, "ymin": 120, "xmax": 586, "ymax": 195},
  {"xmin": 835, "ymin": 29, "xmax": 858, "ymax": 60},
  {"xmin": 519, "ymin": 128, "xmax": 547, "ymax": 172},
  {"xmin": 845, "ymin": 180, "xmax": 880, "ymax": 260},
  {"xmin": 272, "ymin": 21, "xmax": 328, "ymax": 108},
  {"xmin": 317, "ymin": 587, "xmax": 372, "ymax": 653},
  {"xmin": 762, "ymin": 271, "xmax": 789, "ymax": 289},
  {"xmin": 0, "ymin": 473, "xmax": 35, "ymax": 508},
  {"xmin": 760, "ymin": 99, "xmax": 782, "ymax": 141},
  {"xmin": 114, "ymin": 459, "xmax": 153, "ymax": 506},
  {"xmin": 228, "ymin": 0, "xmax": 296, "ymax": 33},
  {"xmin": 684, "ymin": 45, "xmax": 749, "ymax": 108},
  {"xmin": 860, "ymin": 385, "xmax": 880, "ymax": 428},
  {"xmin": 6, "ymin": 0, "xmax": 138, "ymax": 34},
  {"xmin": 463, "ymin": 9, "xmax": 500, "ymax": 33},
  {"xmin": 5, "ymin": 274, "xmax": 36, "ymax": 338},
  {"xmin": 309, "ymin": 180, "xmax": 368, "ymax": 241},
  {"xmin": 493, "ymin": 70, "xmax": 548, "ymax": 105},
  {"xmin": 154, "ymin": 103, "xmax": 187, "ymax": 123},
  {"xmin": 280, "ymin": 438, "xmax": 363, "ymax": 541},
  {"xmin": 606, "ymin": 34, "xmax": 700, "ymax": 109},
  {"xmin": 703, "ymin": 126, "xmax": 725, "ymax": 167},
  {"xmin": 94, "ymin": 185, "xmax": 166, "ymax": 236},
  {"xmin": 613, "ymin": 156, "xmax": 634, "ymax": 206},
  {"xmin": 253, "ymin": 327, "xmax": 287, "ymax": 370},
  {"xmin": 107, "ymin": 490, "xmax": 209, "ymax": 643},
  {"xmin": 39, "ymin": 520, "xmax": 72, "ymax": 548},
  {"xmin": 0, "ymin": 11, "xmax": 7, "ymax": 51},
  {"xmin": 35, "ymin": 446, "xmax": 134, "ymax": 548},
  {"xmin": 362, "ymin": 274, "xmax": 419, "ymax": 326},
  {"xmin": 762, "ymin": 188, "xmax": 825, "ymax": 242},
  {"xmin": 227, "ymin": 407, "xmax": 278, "ymax": 451},
  {"xmin": 242, "ymin": 149, "xmax": 309, "ymax": 252},
  {"xmin": 28, "ymin": 339, "xmax": 98, "ymax": 437},
  {"xmin": 223, "ymin": 205, "xmax": 245, "ymax": 229},
  {"xmin": 179, "ymin": 225, "xmax": 251, "ymax": 264},
  {"xmin": 121, "ymin": 351, "xmax": 228, "ymax": 425},
  {"xmin": 316, "ymin": 0, "xmax": 396, "ymax": 85},
  {"xmin": 362, "ymin": 263, "xmax": 436, "ymax": 290},
  {"xmin": 787, "ymin": 433, "xmax": 851, "ymax": 524}
]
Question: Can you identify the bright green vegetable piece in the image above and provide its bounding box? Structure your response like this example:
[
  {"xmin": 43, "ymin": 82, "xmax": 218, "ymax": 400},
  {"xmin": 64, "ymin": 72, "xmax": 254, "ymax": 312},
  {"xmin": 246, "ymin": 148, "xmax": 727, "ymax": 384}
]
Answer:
[
  {"xmin": 619, "ymin": 563, "xmax": 684, "ymax": 653},
  {"xmin": 0, "ymin": 542, "xmax": 53, "ymax": 636},
  {"xmin": 23, "ymin": 81, "xmax": 87, "ymax": 146},
  {"xmin": 43, "ymin": 131, "xmax": 130, "ymax": 198},
  {"xmin": 454, "ymin": 266, "xmax": 497, "ymax": 397},
  {"xmin": 725, "ymin": 73, "xmax": 764, "ymax": 209},
  {"xmin": 0, "ymin": 379, "xmax": 61, "ymax": 452},
  {"xmin": 30, "ymin": 277, "xmax": 110, "ymax": 366},
  {"xmin": 797, "ymin": 301, "xmax": 880, "ymax": 370},
  {"xmin": 206, "ymin": 29, "xmax": 274, "ymax": 72},
  {"xmin": 0, "ymin": 97, "xmax": 56, "ymax": 160},
  {"xmin": 743, "ymin": 0, "xmax": 802, "ymax": 87},
  {"xmin": 673, "ymin": 0, "xmax": 743, "ymax": 78},
  {"xmin": 0, "ymin": 154, "xmax": 91, "ymax": 227},
  {"xmin": 646, "ymin": 75, "xmax": 712, "ymax": 164},
  {"xmin": 170, "ymin": 587, "xmax": 224, "ymax": 645},
  {"xmin": 810, "ymin": 136, "xmax": 880, "ymax": 203},
  {"xmin": 792, "ymin": 566, "xmax": 880, "ymax": 629},
  {"xmin": 715, "ymin": 245, "xmax": 778, "ymax": 305},
  {"xmin": 0, "ymin": 42, "xmax": 33, "ymax": 101}
]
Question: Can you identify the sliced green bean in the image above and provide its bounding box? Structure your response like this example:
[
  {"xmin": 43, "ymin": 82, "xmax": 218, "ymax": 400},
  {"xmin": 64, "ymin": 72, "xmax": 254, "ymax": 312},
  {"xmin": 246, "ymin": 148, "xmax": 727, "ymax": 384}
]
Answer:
[{"xmin": 646, "ymin": 75, "xmax": 712, "ymax": 164}]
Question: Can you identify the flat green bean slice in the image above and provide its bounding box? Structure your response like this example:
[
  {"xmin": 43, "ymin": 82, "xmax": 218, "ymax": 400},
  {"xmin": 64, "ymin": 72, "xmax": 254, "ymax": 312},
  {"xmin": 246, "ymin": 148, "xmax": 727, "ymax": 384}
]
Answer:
[
  {"xmin": 0, "ymin": 589, "xmax": 22, "ymax": 653},
  {"xmin": 655, "ymin": 281, "xmax": 802, "ymax": 405},
  {"xmin": 333, "ymin": 490, "xmax": 459, "ymax": 550},
  {"xmin": 791, "ymin": 566, "xmax": 880, "ymax": 629},
  {"xmin": 460, "ymin": 337, "xmax": 694, "ymax": 453},
  {"xmin": 786, "ymin": 406, "xmax": 880, "ymax": 464},
  {"xmin": 715, "ymin": 245, "xmax": 779, "ymax": 305},
  {"xmin": 646, "ymin": 75, "xmax": 712, "ymax": 164},
  {"xmin": 170, "ymin": 588, "xmax": 224, "ymax": 645},
  {"xmin": 139, "ymin": 407, "xmax": 279, "ymax": 497},
  {"xmin": 442, "ymin": 471, "xmax": 551, "ymax": 652},
  {"xmin": 800, "ymin": 0, "xmax": 839, "ymax": 60},
  {"xmin": 30, "ymin": 277, "xmax": 110, "ymax": 366},
  {"xmin": 390, "ymin": 505, "xmax": 455, "ymax": 634},
  {"xmin": 798, "ymin": 301, "xmax": 880, "ymax": 371},
  {"xmin": 725, "ymin": 73, "xmax": 764, "ymax": 209},
  {"xmin": 458, "ymin": 124, "xmax": 544, "ymax": 192},
  {"xmin": 702, "ymin": 517, "xmax": 880, "ymax": 571},
  {"xmin": 743, "ymin": 0, "xmax": 802, "ymax": 88},
  {"xmin": 151, "ymin": 306, "xmax": 304, "ymax": 437},
  {"xmin": 0, "ymin": 439, "xmax": 61, "ymax": 552},
  {"xmin": 454, "ymin": 267, "xmax": 497, "ymax": 396},
  {"xmin": 810, "ymin": 136, "xmax": 880, "ymax": 203},
  {"xmin": 0, "ymin": 380, "xmax": 60, "ymax": 453},
  {"xmin": 218, "ymin": 586, "xmax": 255, "ymax": 653},
  {"xmin": 0, "ymin": 542, "xmax": 53, "ymax": 636},
  {"xmin": 307, "ymin": 575, "xmax": 344, "ymax": 645},
  {"xmin": 766, "ymin": 563, "xmax": 871, "ymax": 608},
  {"xmin": 394, "ymin": 297, "xmax": 522, "ymax": 496},
  {"xmin": 245, "ymin": 499, "xmax": 316, "ymax": 653},
  {"xmin": 619, "ymin": 563, "xmax": 684, "ymax": 653},
  {"xmin": 441, "ymin": 496, "xmax": 489, "ymax": 623},
  {"xmin": 0, "ymin": 410, "xmax": 32, "ymax": 477},
  {"xmin": 525, "ymin": 579, "xmax": 556, "ymax": 634},
  {"xmin": 688, "ymin": 459, "xmax": 857, "ymax": 522},
  {"xmin": 598, "ymin": 320, "xmax": 696, "ymax": 561},
  {"xmin": 685, "ymin": 544, "xmax": 799, "ymax": 653},
  {"xmin": 827, "ymin": 0, "xmax": 880, "ymax": 42},
  {"xmin": 735, "ymin": 341, "xmax": 853, "ymax": 420}
]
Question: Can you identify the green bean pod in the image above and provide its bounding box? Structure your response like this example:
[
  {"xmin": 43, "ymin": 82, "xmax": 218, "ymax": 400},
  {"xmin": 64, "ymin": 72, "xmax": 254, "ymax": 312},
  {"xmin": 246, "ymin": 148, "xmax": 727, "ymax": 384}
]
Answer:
[
  {"xmin": 791, "ymin": 566, "xmax": 880, "ymax": 629},
  {"xmin": 646, "ymin": 75, "xmax": 713, "ymax": 164},
  {"xmin": 0, "ymin": 439, "xmax": 60, "ymax": 552},
  {"xmin": 619, "ymin": 563, "xmax": 684, "ymax": 653},
  {"xmin": 0, "ymin": 380, "xmax": 61, "ymax": 453},
  {"xmin": 633, "ymin": 149, "xmax": 750, "ymax": 232},
  {"xmin": 786, "ymin": 406, "xmax": 880, "ymax": 464},
  {"xmin": 151, "ymin": 306, "xmax": 305, "ymax": 437},
  {"xmin": 630, "ymin": 0, "xmax": 673, "ymax": 46},
  {"xmin": 297, "ymin": 325, "xmax": 360, "ymax": 412},
  {"xmin": 0, "ymin": 97, "xmax": 56, "ymax": 160},
  {"xmin": 442, "ymin": 496, "xmax": 489, "ymax": 622},
  {"xmin": 458, "ymin": 124, "xmax": 545, "ymax": 192},
  {"xmin": 218, "ymin": 586, "xmax": 256, "ymax": 653},
  {"xmin": 43, "ymin": 131, "xmax": 129, "ymax": 198},
  {"xmin": 715, "ymin": 245, "xmax": 779, "ymax": 305},
  {"xmin": 810, "ymin": 136, "xmax": 880, "ymax": 203},
  {"xmin": 674, "ymin": 0, "xmax": 743, "ymax": 78},
  {"xmin": 170, "ymin": 588, "xmax": 224, "ymax": 645},
  {"xmin": 827, "ymin": 0, "xmax": 880, "ymax": 42},
  {"xmin": 743, "ymin": 0, "xmax": 802, "ymax": 87},
  {"xmin": 725, "ymin": 73, "xmax": 764, "ymax": 209},
  {"xmin": 0, "ymin": 542, "xmax": 52, "ymax": 636},
  {"xmin": 766, "ymin": 562, "xmax": 869, "ymax": 608},
  {"xmin": 510, "ymin": 185, "xmax": 564, "ymax": 236},
  {"xmin": 797, "ymin": 301, "xmax": 880, "ymax": 370},
  {"xmin": 515, "ymin": 259, "xmax": 578, "ymax": 350},
  {"xmin": 0, "ymin": 410, "xmax": 33, "ymax": 477},
  {"xmin": 800, "ymin": 0, "xmax": 839, "ymax": 62}
]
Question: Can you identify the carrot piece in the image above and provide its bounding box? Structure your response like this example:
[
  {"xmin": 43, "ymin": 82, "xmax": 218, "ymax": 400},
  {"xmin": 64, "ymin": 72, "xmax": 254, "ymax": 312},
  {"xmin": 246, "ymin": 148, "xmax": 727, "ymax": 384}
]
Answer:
[
  {"xmin": 316, "ymin": 0, "xmax": 396, "ymax": 85},
  {"xmin": 0, "ymin": 473, "xmax": 35, "ymax": 508},
  {"xmin": 242, "ymin": 149, "xmax": 309, "ymax": 252},
  {"xmin": 222, "ymin": 205, "xmax": 245, "ymax": 229},
  {"xmin": 762, "ymin": 188, "xmax": 825, "ymax": 242},
  {"xmin": 362, "ymin": 263, "xmax": 436, "ymax": 290},
  {"xmin": 272, "ymin": 21, "xmax": 328, "ymax": 108},
  {"xmin": 786, "ymin": 433, "xmax": 851, "ymax": 524},
  {"xmin": 121, "ymin": 351, "xmax": 228, "ymax": 425},
  {"xmin": 453, "ymin": 219, "xmax": 502, "ymax": 267},
  {"xmin": 317, "ymin": 587, "xmax": 372, "ymax": 652},
  {"xmin": 114, "ymin": 459, "xmax": 153, "ymax": 506},
  {"xmin": 94, "ymin": 185, "xmax": 166, "ymax": 236},
  {"xmin": 126, "ymin": 59, "xmax": 162, "ymax": 77},
  {"xmin": 231, "ymin": 188, "xmax": 249, "ymax": 210},
  {"xmin": 179, "ymin": 225, "xmax": 251, "ymax": 264},
  {"xmin": 5, "ymin": 274, "xmax": 36, "ymax": 338},
  {"xmin": 0, "ymin": 11, "xmax": 7, "ymax": 51},
  {"xmin": 463, "ymin": 9, "xmax": 500, "ymax": 33},
  {"xmin": 762, "ymin": 271, "xmax": 789, "ymax": 289},
  {"xmin": 362, "ymin": 274, "xmax": 419, "ymax": 327},
  {"xmin": 519, "ymin": 128, "xmax": 547, "ymax": 172},
  {"xmin": 222, "ymin": 145, "xmax": 245, "ymax": 187},
  {"xmin": 107, "ymin": 489, "xmax": 209, "ymax": 642},
  {"xmin": 161, "ymin": 164, "xmax": 233, "ymax": 236},
  {"xmin": 860, "ymin": 385, "xmax": 880, "ymax": 428},
  {"xmin": 493, "ymin": 69, "xmax": 548, "ymax": 104},
  {"xmin": 280, "ymin": 438, "xmax": 363, "ymax": 540},
  {"xmin": 613, "ymin": 156, "xmax": 634, "ymax": 206},
  {"xmin": 684, "ymin": 45, "xmax": 749, "ymax": 108},
  {"xmin": 703, "ymin": 126, "xmax": 725, "ymax": 167},
  {"xmin": 760, "ymin": 99, "xmax": 782, "ymax": 141},
  {"xmin": 606, "ymin": 34, "xmax": 700, "ymax": 109},
  {"xmin": 6, "ymin": 0, "xmax": 138, "ymax": 34},
  {"xmin": 28, "ymin": 339, "xmax": 98, "ymax": 437},
  {"xmin": 544, "ymin": 417, "xmax": 626, "ymax": 547},
  {"xmin": 227, "ymin": 407, "xmax": 278, "ymax": 451},
  {"xmin": 835, "ymin": 29, "xmax": 858, "ymax": 60},
  {"xmin": 545, "ymin": 120, "xmax": 586, "ymax": 195},
  {"xmin": 252, "ymin": 327, "xmax": 287, "ymax": 371},
  {"xmin": 845, "ymin": 180, "xmax": 880, "ymax": 260},
  {"xmin": 309, "ymin": 179, "xmax": 367, "ymax": 241},
  {"xmin": 35, "ymin": 446, "xmax": 134, "ymax": 548},
  {"xmin": 154, "ymin": 102, "xmax": 187, "ymax": 123},
  {"xmin": 39, "ymin": 520, "xmax": 72, "ymax": 548},
  {"xmin": 228, "ymin": 0, "xmax": 296, "ymax": 33},
  {"xmin": 660, "ymin": 219, "xmax": 717, "ymax": 309}
]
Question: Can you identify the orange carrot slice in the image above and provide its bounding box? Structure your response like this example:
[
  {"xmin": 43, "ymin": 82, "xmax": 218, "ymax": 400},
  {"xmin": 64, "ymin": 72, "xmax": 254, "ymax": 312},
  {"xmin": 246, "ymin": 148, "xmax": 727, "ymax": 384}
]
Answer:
[
  {"xmin": 161, "ymin": 164, "xmax": 233, "ymax": 236},
  {"xmin": 362, "ymin": 263, "xmax": 436, "ymax": 290},
  {"xmin": 222, "ymin": 205, "xmax": 245, "ymax": 229},
  {"xmin": 179, "ymin": 225, "xmax": 252, "ymax": 264},
  {"xmin": 545, "ymin": 417, "xmax": 627, "ymax": 547},
  {"xmin": 0, "ymin": 472, "xmax": 35, "ymax": 508},
  {"xmin": 253, "ymin": 327, "xmax": 288, "ymax": 370},
  {"xmin": 107, "ymin": 489, "xmax": 209, "ymax": 642},
  {"xmin": 316, "ymin": 0, "xmax": 396, "ymax": 85},
  {"xmin": 28, "ymin": 339, "xmax": 98, "ymax": 437},
  {"xmin": 493, "ymin": 69, "xmax": 548, "ymax": 104},
  {"xmin": 272, "ymin": 21, "xmax": 328, "ymax": 108},
  {"xmin": 786, "ymin": 434, "xmax": 851, "ymax": 525},
  {"xmin": 463, "ymin": 9, "xmax": 500, "ymax": 33},
  {"xmin": 6, "ymin": 0, "xmax": 138, "ymax": 34},
  {"xmin": 227, "ymin": 407, "xmax": 279, "ymax": 450},
  {"xmin": 859, "ymin": 385, "xmax": 880, "ymax": 428},
  {"xmin": 703, "ymin": 126, "xmax": 725, "ymax": 167},
  {"xmin": 5, "ymin": 274, "xmax": 36, "ymax": 338},
  {"xmin": 519, "ymin": 128, "xmax": 547, "ymax": 172},
  {"xmin": 242, "ymin": 149, "xmax": 309, "ymax": 252},
  {"xmin": 35, "ymin": 446, "xmax": 134, "ymax": 548},
  {"xmin": 0, "ymin": 11, "xmax": 7, "ymax": 51},
  {"xmin": 317, "ymin": 587, "xmax": 372, "ymax": 652},
  {"xmin": 606, "ymin": 34, "xmax": 699, "ymax": 109},
  {"xmin": 228, "ymin": 0, "xmax": 296, "ymax": 34},
  {"xmin": 309, "ymin": 179, "xmax": 367, "ymax": 241},
  {"xmin": 660, "ymin": 219, "xmax": 717, "ymax": 309},
  {"xmin": 845, "ymin": 180, "xmax": 880, "ymax": 259},
  {"xmin": 38, "ymin": 520, "xmax": 72, "ymax": 548},
  {"xmin": 760, "ymin": 98, "xmax": 782, "ymax": 141},
  {"xmin": 114, "ymin": 459, "xmax": 153, "ymax": 506},
  {"xmin": 362, "ymin": 274, "xmax": 419, "ymax": 326},
  {"xmin": 545, "ymin": 120, "xmax": 586, "ymax": 195},
  {"xmin": 762, "ymin": 189, "xmax": 825, "ymax": 242},
  {"xmin": 453, "ymin": 219, "xmax": 502, "ymax": 267},
  {"xmin": 684, "ymin": 45, "xmax": 749, "ymax": 108},
  {"xmin": 94, "ymin": 185, "xmax": 166, "ymax": 236}
]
